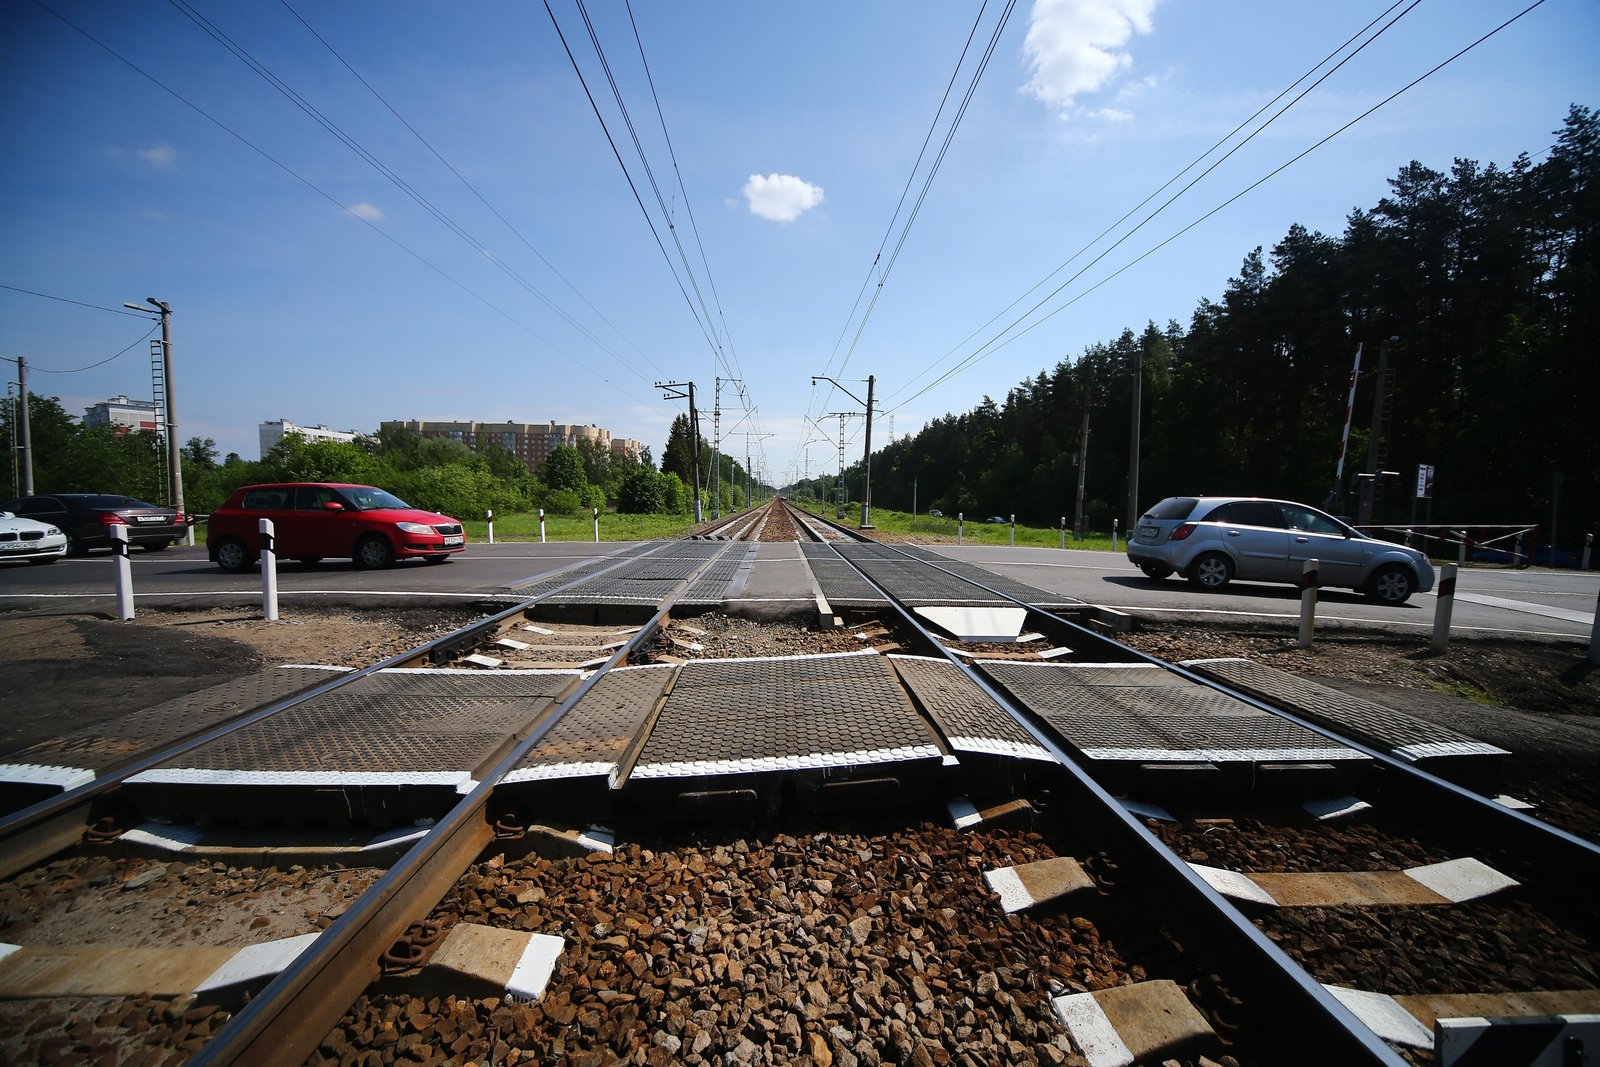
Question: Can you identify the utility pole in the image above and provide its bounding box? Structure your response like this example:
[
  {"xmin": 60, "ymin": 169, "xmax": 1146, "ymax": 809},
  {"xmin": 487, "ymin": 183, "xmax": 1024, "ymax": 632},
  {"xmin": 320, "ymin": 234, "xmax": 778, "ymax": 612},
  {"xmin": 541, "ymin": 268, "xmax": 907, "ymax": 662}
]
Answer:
[
  {"xmin": 1357, "ymin": 336, "xmax": 1397, "ymax": 528},
  {"xmin": 712, "ymin": 377, "xmax": 741, "ymax": 519},
  {"xmin": 124, "ymin": 299, "xmax": 182, "ymax": 518},
  {"xmin": 824, "ymin": 412, "xmax": 859, "ymax": 518},
  {"xmin": 16, "ymin": 357, "xmax": 32, "ymax": 495},
  {"xmin": 813, "ymin": 374, "xmax": 875, "ymax": 529},
  {"xmin": 656, "ymin": 381, "xmax": 703, "ymax": 522},
  {"xmin": 1124, "ymin": 342, "xmax": 1143, "ymax": 533},
  {"xmin": 1074, "ymin": 406, "xmax": 1090, "ymax": 541},
  {"xmin": 739, "ymin": 432, "xmax": 773, "ymax": 509}
]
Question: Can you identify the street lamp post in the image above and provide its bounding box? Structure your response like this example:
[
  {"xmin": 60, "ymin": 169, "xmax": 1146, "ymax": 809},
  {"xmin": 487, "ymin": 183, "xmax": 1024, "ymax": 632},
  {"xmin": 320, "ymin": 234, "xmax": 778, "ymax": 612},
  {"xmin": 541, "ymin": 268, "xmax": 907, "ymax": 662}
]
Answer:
[
  {"xmin": 124, "ymin": 299, "xmax": 183, "ymax": 523},
  {"xmin": 812, "ymin": 375, "xmax": 875, "ymax": 529}
]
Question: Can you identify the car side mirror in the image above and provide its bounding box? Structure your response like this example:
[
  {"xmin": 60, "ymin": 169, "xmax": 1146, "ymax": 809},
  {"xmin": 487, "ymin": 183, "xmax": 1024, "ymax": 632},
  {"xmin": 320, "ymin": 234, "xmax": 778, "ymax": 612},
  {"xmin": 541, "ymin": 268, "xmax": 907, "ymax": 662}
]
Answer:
[{"xmin": 322, "ymin": 501, "xmax": 345, "ymax": 512}]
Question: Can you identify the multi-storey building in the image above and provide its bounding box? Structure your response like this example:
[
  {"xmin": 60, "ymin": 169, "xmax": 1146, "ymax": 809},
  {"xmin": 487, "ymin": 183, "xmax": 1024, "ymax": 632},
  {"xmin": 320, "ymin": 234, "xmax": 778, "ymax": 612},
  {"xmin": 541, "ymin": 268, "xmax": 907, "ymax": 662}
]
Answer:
[
  {"xmin": 83, "ymin": 395, "xmax": 159, "ymax": 433},
  {"xmin": 259, "ymin": 419, "xmax": 361, "ymax": 457},
  {"xmin": 381, "ymin": 420, "xmax": 641, "ymax": 474}
]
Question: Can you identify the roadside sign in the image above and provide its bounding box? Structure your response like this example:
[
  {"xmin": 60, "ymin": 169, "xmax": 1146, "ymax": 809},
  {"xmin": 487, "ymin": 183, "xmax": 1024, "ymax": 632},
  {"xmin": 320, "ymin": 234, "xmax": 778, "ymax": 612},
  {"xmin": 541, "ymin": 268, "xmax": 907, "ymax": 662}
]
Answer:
[{"xmin": 1417, "ymin": 464, "xmax": 1435, "ymax": 499}]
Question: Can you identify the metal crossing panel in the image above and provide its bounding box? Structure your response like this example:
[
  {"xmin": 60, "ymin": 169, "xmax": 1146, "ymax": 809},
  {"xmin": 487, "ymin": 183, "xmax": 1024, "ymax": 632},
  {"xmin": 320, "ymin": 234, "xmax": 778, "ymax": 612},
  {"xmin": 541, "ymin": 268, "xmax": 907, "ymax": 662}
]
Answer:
[
  {"xmin": 890, "ymin": 655, "xmax": 1055, "ymax": 762},
  {"xmin": 980, "ymin": 661, "xmax": 1366, "ymax": 764},
  {"xmin": 127, "ymin": 668, "xmax": 579, "ymax": 788},
  {"xmin": 629, "ymin": 651, "xmax": 941, "ymax": 779},
  {"xmin": 505, "ymin": 665, "xmax": 674, "ymax": 785},
  {"xmin": 1182, "ymin": 658, "xmax": 1510, "ymax": 763}
]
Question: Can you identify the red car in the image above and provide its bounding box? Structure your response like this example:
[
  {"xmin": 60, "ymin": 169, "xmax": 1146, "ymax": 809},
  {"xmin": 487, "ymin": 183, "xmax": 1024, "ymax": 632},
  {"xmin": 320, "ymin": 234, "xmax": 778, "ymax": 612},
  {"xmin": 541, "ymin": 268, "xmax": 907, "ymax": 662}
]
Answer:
[{"xmin": 206, "ymin": 483, "xmax": 465, "ymax": 571}]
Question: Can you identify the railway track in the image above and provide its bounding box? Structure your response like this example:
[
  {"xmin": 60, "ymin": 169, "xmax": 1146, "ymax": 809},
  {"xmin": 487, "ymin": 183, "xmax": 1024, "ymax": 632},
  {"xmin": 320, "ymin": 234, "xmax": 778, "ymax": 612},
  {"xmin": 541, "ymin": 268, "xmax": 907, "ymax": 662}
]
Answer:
[{"xmin": 0, "ymin": 498, "xmax": 1595, "ymax": 1066}]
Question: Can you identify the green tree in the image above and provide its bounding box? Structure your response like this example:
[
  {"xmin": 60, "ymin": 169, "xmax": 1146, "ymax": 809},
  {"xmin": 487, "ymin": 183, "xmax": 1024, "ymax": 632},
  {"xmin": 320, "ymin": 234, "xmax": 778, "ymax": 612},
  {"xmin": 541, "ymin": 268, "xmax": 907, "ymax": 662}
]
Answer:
[{"xmin": 543, "ymin": 445, "xmax": 587, "ymax": 492}]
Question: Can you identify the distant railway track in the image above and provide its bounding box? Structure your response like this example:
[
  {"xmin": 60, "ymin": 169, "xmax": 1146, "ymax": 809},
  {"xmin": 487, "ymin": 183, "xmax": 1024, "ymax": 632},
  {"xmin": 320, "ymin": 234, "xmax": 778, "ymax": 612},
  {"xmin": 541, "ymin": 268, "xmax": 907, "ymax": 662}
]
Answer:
[{"xmin": 1, "ymin": 503, "xmax": 1595, "ymax": 1066}]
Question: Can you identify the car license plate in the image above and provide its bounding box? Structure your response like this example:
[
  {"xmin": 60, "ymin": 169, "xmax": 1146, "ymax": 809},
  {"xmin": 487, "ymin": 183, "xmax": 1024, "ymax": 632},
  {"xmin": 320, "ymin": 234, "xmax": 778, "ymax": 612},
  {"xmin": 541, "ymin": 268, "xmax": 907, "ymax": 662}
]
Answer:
[
  {"xmin": 134, "ymin": 515, "xmax": 164, "ymax": 524},
  {"xmin": 442, "ymin": 535, "xmax": 463, "ymax": 546},
  {"xmin": 1138, "ymin": 525, "xmax": 1158, "ymax": 539},
  {"xmin": 0, "ymin": 542, "xmax": 27, "ymax": 552}
]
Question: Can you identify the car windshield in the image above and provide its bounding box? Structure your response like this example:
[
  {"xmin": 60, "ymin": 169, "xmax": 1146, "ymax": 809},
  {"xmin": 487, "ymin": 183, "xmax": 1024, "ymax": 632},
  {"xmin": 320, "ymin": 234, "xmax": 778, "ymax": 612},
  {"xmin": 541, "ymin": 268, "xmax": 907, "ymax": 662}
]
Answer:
[{"xmin": 346, "ymin": 487, "xmax": 414, "ymax": 511}]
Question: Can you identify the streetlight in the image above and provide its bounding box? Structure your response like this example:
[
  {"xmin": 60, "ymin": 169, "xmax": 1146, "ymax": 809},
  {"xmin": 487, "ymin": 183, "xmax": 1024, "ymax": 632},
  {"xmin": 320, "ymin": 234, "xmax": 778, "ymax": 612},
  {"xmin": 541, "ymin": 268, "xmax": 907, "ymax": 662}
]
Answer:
[
  {"xmin": 124, "ymin": 298, "xmax": 184, "ymax": 526},
  {"xmin": 812, "ymin": 375, "xmax": 876, "ymax": 529}
]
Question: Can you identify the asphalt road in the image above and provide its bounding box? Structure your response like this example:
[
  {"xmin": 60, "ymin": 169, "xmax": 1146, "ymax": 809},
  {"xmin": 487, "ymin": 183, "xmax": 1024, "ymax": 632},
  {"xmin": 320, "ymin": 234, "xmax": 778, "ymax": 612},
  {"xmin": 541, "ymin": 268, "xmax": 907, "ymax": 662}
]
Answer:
[{"xmin": 1, "ymin": 540, "xmax": 1596, "ymax": 641}]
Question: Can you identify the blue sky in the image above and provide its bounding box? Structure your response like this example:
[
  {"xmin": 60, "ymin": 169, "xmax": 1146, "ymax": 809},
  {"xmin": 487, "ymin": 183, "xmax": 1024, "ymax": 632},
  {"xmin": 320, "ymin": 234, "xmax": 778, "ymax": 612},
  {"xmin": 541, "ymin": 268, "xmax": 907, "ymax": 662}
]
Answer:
[{"xmin": 3, "ymin": 0, "xmax": 1595, "ymax": 488}]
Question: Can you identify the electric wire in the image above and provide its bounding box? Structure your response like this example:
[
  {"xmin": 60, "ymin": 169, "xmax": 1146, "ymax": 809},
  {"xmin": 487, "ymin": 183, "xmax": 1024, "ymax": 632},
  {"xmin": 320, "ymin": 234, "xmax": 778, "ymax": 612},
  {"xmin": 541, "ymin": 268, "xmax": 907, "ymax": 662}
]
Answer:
[
  {"xmin": 0, "ymin": 285, "xmax": 151, "ymax": 318},
  {"xmin": 277, "ymin": 0, "xmax": 666, "ymax": 382},
  {"xmin": 166, "ymin": 0, "xmax": 662, "ymax": 389},
  {"xmin": 21, "ymin": 325, "xmax": 161, "ymax": 375},
  {"xmin": 890, "ymin": 0, "xmax": 1546, "ymax": 414},
  {"xmin": 887, "ymin": 0, "xmax": 1421, "ymax": 409},
  {"xmin": 30, "ymin": 0, "xmax": 657, "ymax": 408},
  {"xmin": 544, "ymin": 0, "xmax": 721, "ymax": 358}
]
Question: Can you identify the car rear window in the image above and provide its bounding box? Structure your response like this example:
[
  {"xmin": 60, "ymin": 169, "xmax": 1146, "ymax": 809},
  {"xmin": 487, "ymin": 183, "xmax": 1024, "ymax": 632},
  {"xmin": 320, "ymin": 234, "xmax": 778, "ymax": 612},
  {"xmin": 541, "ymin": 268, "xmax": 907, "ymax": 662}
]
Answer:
[
  {"xmin": 82, "ymin": 495, "xmax": 140, "ymax": 508},
  {"xmin": 1203, "ymin": 500, "xmax": 1284, "ymax": 527},
  {"xmin": 1143, "ymin": 497, "xmax": 1199, "ymax": 521}
]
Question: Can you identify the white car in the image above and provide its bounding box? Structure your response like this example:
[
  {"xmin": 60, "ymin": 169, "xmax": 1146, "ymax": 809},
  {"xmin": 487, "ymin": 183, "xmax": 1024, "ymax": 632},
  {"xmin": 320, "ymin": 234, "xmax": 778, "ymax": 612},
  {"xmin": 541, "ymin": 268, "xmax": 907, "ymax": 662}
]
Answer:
[{"xmin": 0, "ymin": 509, "xmax": 68, "ymax": 565}]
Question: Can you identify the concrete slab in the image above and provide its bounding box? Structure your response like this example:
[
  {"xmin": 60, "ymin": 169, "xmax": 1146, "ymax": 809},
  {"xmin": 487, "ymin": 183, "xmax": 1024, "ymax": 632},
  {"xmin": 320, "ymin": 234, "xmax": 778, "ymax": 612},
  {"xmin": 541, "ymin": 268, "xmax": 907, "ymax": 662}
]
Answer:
[
  {"xmin": 914, "ymin": 605, "xmax": 1029, "ymax": 642},
  {"xmin": 1323, "ymin": 986, "xmax": 1434, "ymax": 1048},
  {"xmin": 1192, "ymin": 857, "xmax": 1516, "ymax": 907},
  {"xmin": 0, "ymin": 935, "xmax": 314, "ymax": 999},
  {"xmin": 422, "ymin": 923, "xmax": 565, "ymax": 1002},
  {"xmin": 1394, "ymin": 990, "xmax": 1600, "ymax": 1031},
  {"xmin": 983, "ymin": 856, "xmax": 1093, "ymax": 913},
  {"xmin": 1051, "ymin": 979, "xmax": 1216, "ymax": 1067},
  {"xmin": 948, "ymin": 796, "xmax": 1035, "ymax": 831}
]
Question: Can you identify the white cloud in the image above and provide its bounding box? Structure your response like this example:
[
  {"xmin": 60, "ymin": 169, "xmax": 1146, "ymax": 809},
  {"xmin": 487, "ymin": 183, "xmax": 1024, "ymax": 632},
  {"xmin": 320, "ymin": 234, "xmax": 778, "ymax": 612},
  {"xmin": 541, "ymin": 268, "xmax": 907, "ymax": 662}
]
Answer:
[
  {"xmin": 1023, "ymin": 0, "xmax": 1159, "ymax": 117},
  {"xmin": 346, "ymin": 202, "xmax": 384, "ymax": 222},
  {"xmin": 742, "ymin": 173, "xmax": 825, "ymax": 223},
  {"xmin": 137, "ymin": 145, "xmax": 176, "ymax": 168}
]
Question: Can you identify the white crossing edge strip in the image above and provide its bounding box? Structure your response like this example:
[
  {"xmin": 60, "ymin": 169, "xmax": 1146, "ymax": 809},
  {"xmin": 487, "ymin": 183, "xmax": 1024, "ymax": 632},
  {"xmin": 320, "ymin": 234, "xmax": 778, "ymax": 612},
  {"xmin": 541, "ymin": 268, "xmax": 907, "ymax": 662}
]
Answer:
[
  {"xmin": 195, "ymin": 933, "xmax": 320, "ymax": 994},
  {"xmin": 1322, "ymin": 986, "xmax": 1434, "ymax": 1048},
  {"xmin": 0, "ymin": 763, "xmax": 96, "ymax": 790},
  {"xmin": 1051, "ymin": 991, "xmax": 1135, "ymax": 1067},
  {"xmin": 1437, "ymin": 1014, "xmax": 1600, "ymax": 1063},
  {"xmin": 506, "ymin": 934, "xmax": 566, "ymax": 1002},
  {"xmin": 1404, "ymin": 857, "xmax": 1519, "ymax": 902},
  {"xmin": 1302, "ymin": 795, "xmax": 1371, "ymax": 820},
  {"xmin": 947, "ymin": 797, "xmax": 982, "ymax": 830},
  {"xmin": 1188, "ymin": 864, "xmax": 1279, "ymax": 906}
]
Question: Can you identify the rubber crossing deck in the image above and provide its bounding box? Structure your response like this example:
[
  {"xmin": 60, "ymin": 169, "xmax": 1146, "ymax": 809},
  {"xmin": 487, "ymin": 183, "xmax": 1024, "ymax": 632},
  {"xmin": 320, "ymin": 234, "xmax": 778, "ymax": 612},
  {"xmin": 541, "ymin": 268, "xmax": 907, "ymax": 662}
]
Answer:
[
  {"xmin": 542, "ymin": 542, "xmax": 736, "ymax": 606},
  {"xmin": 978, "ymin": 662, "xmax": 1367, "ymax": 765},
  {"xmin": 627, "ymin": 650, "xmax": 944, "ymax": 780},
  {"xmin": 1180, "ymin": 657, "xmax": 1509, "ymax": 766},
  {"xmin": 889, "ymin": 655, "xmax": 1056, "ymax": 763},
  {"xmin": 0, "ymin": 666, "xmax": 348, "ymax": 808},
  {"xmin": 828, "ymin": 543, "xmax": 1080, "ymax": 609}
]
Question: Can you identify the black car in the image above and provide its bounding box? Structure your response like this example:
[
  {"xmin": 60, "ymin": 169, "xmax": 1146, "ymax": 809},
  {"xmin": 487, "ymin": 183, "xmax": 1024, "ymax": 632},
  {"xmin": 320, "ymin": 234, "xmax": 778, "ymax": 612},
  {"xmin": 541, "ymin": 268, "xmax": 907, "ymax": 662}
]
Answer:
[{"xmin": 0, "ymin": 494, "xmax": 188, "ymax": 555}]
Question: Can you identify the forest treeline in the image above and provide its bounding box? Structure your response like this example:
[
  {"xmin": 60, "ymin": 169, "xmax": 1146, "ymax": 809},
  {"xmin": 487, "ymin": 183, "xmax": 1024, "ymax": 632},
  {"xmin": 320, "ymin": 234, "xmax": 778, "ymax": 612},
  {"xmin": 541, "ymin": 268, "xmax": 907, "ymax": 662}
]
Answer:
[{"xmin": 794, "ymin": 105, "xmax": 1598, "ymax": 551}]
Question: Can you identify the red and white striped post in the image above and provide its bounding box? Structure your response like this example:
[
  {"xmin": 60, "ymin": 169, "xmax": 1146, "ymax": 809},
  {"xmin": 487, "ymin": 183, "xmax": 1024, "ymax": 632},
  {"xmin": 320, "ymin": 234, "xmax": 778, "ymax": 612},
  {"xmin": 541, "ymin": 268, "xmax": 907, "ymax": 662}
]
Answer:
[
  {"xmin": 485, "ymin": 509, "xmax": 495, "ymax": 545},
  {"xmin": 539, "ymin": 508, "xmax": 546, "ymax": 544}
]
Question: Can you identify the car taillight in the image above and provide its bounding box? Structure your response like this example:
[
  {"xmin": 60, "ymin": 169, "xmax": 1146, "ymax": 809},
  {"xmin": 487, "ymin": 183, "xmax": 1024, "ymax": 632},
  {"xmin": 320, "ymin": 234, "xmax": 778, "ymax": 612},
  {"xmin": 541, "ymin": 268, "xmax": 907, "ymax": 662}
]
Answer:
[
  {"xmin": 99, "ymin": 513, "xmax": 127, "ymax": 526},
  {"xmin": 173, "ymin": 513, "xmax": 186, "ymax": 524},
  {"xmin": 1169, "ymin": 523, "xmax": 1196, "ymax": 541}
]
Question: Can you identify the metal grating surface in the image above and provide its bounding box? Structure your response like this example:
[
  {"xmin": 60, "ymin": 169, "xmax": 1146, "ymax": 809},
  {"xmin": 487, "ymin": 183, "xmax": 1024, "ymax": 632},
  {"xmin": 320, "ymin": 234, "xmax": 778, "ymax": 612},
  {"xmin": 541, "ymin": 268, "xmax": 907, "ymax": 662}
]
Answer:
[
  {"xmin": 507, "ymin": 665, "xmax": 674, "ymax": 783},
  {"xmin": 890, "ymin": 656, "xmax": 1055, "ymax": 762},
  {"xmin": 0, "ymin": 667, "xmax": 344, "ymax": 781},
  {"xmin": 548, "ymin": 542, "xmax": 737, "ymax": 604},
  {"xmin": 801, "ymin": 544, "xmax": 885, "ymax": 607},
  {"xmin": 1183, "ymin": 658, "xmax": 1510, "ymax": 762},
  {"xmin": 630, "ymin": 651, "xmax": 940, "ymax": 778},
  {"xmin": 511, "ymin": 547, "xmax": 650, "ymax": 598},
  {"xmin": 129, "ymin": 668, "xmax": 577, "ymax": 782},
  {"xmin": 681, "ymin": 550, "xmax": 748, "ymax": 605},
  {"xmin": 981, "ymin": 661, "xmax": 1365, "ymax": 763}
]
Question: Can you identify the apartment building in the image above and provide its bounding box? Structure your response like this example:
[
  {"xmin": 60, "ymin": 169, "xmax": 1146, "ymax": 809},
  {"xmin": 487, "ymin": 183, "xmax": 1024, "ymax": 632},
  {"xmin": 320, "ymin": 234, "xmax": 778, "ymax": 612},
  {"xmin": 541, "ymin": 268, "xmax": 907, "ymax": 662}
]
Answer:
[
  {"xmin": 382, "ymin": 420, "xmax": 642, "ymax": 473},
  {"xmin": 259, "ymin": 419, "xmax": 361, "ymax": 457}
]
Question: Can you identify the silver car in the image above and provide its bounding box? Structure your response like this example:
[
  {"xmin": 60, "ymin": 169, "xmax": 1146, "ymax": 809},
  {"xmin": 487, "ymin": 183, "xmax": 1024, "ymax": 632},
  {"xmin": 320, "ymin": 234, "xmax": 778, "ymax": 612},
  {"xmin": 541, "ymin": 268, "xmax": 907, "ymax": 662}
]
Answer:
[{"xmin": 1127, "ymin": 496, "xmax": 1435, "ymax": 604}]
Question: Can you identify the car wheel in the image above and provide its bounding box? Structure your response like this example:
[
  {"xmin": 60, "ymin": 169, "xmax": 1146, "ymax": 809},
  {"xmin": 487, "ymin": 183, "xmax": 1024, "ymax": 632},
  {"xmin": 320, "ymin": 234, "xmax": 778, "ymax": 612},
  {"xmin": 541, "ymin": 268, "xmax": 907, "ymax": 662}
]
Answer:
[
  {"xmin": 1187, "ymin": 553, "xmax": 1234, "ymax": 591},
  {"xmin": 63, "ymin": 531, "xmax": 87, "ymax": 557},
  {"xmin": 1138, "ymin": 562, "xmax": 1173, "ymax": 580},
  {"xmin": 1365, "ymin": 565, "xmax": 1416, "ymax": 605},
  {"xmin": 296, "ymin": 557, "xmax": 322, "ymax": 567},
  {"xmin": 214, "ymin": 538, "xmax": 252, "ymax": 573},
  {"xmin": 422, "ymin": 554, "xmax": 450, "ymax": 564},
  {"xmin": 354, "ymin": 535, "xmax": 395, "ymax": 569}
]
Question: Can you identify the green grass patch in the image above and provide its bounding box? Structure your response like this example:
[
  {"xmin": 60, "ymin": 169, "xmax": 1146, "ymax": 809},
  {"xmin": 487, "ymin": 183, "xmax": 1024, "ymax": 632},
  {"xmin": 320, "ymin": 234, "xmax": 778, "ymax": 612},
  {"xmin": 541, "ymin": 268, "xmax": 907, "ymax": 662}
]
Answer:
[
  {"xmin": 790, "ymin": 501, "xmax": 1119, "ymax": 551},
  {"xmin": 461, "ymin": 511, "xmax": 697, "ymax": 542}
]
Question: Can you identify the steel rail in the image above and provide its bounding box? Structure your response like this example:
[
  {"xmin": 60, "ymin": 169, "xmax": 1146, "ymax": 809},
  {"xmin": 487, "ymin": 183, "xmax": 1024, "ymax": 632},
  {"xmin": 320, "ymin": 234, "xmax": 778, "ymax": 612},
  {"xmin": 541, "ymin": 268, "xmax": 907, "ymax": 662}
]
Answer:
[
  {"xmin": 0, "ymin": 540, "xmax": 686, "ymax": 879},
  {"xmin": 187, "ymin": 536, "xmax": 749, "ymax": 1067},
  {"xmin": 816, "ymin": 535, "xmax": 1405, "ymax": 1066}
]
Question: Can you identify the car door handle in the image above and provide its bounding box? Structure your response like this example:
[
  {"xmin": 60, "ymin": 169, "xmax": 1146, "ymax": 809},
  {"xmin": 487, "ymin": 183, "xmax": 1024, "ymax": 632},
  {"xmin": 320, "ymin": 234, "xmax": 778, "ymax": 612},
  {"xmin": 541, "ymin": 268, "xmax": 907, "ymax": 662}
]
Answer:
[
  {"xmin": 1295, "ymin": 536, "xmax": 1310, "ymax": 543},
  {"xmin": 1226, "ymin": 529, "xmax": 1241, "ymax": 536}
]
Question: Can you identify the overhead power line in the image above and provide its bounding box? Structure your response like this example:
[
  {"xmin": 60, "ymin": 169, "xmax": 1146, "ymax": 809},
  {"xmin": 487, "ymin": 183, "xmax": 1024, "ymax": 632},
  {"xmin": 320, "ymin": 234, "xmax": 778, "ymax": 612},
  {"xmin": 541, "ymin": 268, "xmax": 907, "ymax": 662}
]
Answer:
[
  {"xmin": 888, "ymin": 0, "xmax": 1425, "ymax": 411},
  {"xmin": 1, "ymin": 285, "xmax": 151, "ymax": 318}
]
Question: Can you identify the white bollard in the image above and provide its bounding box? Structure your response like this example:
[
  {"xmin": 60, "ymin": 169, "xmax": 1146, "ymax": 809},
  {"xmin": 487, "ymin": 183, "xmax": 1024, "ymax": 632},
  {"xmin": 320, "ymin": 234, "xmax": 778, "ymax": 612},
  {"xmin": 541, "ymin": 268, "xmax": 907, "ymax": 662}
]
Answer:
[
  {"xmin": 1584, "ymin": 533, "xmax": 1593, "ymax": 572},
  {"xmin": 1432, "ymin": 563, "xmax": 1457, "ymax": 651},
  {"xmin": 1112, "ymin": 519, "xmax": 1119, "ymax": 554},
  {"xmin": 486, "ymin": 509, "xmax": 495, "ymax": 545},
  {"xmin": 539, "ymin": 508, "xmax": 546, "ymax": 544},
  {"xmin": 1009, "ymin": 515, "xmax": 1015, "ymax": 547},
  {"xmin": 259, "ymin": 517, "xmax": 278, "ymax": 622},
  {"xmin": 1298, "ymin": 558, "xmax": 1319, "ymax": 648},
  {"xmin": 593, "ymin": 507, "xmax": 600, "ymax": 543},
  {"xmin": 957, "ymin": 513, "xmax": 964, "ymax": 546},
  {"xmin": 111, "ymin": 524, "xmax": 134, "ymax": 621},
  {"xmin": 1060, "ymin": 517, "xmax": 1066, "ymax": 550}
]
